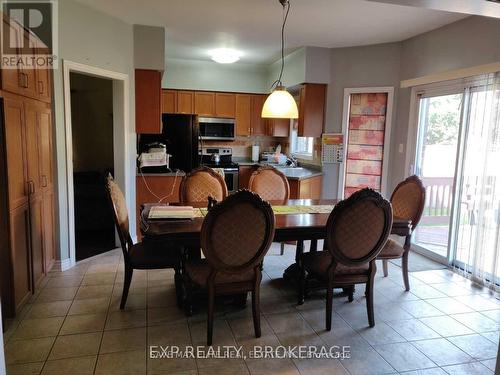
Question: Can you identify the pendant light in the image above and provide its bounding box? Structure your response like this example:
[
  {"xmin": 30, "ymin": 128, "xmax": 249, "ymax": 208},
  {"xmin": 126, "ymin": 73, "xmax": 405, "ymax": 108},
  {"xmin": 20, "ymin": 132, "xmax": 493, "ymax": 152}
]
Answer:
[{"xmin": 261, "ymin": 0, "xmax": 298, "ymax": 119}]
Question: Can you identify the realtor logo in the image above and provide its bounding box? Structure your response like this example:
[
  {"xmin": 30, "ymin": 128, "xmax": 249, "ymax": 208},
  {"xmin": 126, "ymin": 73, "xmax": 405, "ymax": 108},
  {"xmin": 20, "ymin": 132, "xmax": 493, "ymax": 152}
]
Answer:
[{"xmin": 1, "ymin": 0, "xmax": 58, "ymax": 69}]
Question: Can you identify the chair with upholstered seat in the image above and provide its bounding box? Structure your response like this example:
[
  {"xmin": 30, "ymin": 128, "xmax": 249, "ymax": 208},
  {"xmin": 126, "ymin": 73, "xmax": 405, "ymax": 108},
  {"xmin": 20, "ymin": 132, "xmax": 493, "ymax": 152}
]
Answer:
[
  {"xmin": 180, "ymin": 166, "xmax": 228, "ymax": 204},
  {"xmin": 183, "ymin": 190, "xmax": 275, "ymax": 345},
  {"xmin": 248, "ymin": 166, "xmax": 289, "ymax": 255},
  {"xmin": 106, "ymin": 174, "xmax": 182, "ymax": 309},
  {"xmin": 377, "ymin": 175, "xmax": 426, "ymax": 291},
  {"xmin": 298, "ymin": 188, "xmax": 392, "ymax": 330}
]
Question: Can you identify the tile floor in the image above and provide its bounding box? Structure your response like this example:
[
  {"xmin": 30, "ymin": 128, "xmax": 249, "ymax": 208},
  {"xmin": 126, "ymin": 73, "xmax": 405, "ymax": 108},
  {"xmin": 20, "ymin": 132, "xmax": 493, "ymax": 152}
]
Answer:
[{"xmin": 2, "ymin": 242, "xmax": 499, "ymax": 375}]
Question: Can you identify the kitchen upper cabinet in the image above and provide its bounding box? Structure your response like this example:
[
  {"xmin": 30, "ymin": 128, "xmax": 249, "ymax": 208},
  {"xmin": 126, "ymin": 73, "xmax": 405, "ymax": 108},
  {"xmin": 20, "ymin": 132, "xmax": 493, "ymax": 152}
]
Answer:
[
  {"xmin": 215, "ymin": 93, "xmax": 236, "ymax": 118},
  {"xmin": 35, "ymin": 65, "xmax": 52, "ymax": 103},
  {"xmin": 267, "ymin": 118, "xmax": 290, "ymax": 137},
  {"xmin": 135, "ymin": 69, "xmax": 162, "ymax": 134},
  {"xmin": 177, "ymin": 91, "xmax": 195, "ymax": 114},
  {"xmin": 236, "ymin": 94, "xmax": 251, "ymax": 136},
  {"xmin": 162, "ymin": 90, "xmax": 176, "ymax": 113},
  {"xmin": 293, "ymin": 83, "xmax": 326, "ymax": 138},
  {"xmin": 250, "ymin": 95, "xmax": 266, "ymax": 135},
  {"xmin": 194, "ymin": 91, "xmax": 216, "ymax": 116}
]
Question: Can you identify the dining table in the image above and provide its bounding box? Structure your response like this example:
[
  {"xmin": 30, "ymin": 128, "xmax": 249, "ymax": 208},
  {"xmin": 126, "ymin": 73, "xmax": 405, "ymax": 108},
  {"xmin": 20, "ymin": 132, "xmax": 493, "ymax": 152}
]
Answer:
[{"xmin": 140, "ymin": 199, "xmax": 412, "ymax": 303}]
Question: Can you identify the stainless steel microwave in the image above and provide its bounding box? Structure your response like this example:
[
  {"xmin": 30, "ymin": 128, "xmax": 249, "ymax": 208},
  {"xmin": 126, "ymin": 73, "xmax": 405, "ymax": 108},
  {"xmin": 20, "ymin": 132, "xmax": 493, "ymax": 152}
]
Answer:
[{"xmin": 198, "ymin": 117, "xmax": 235, "ymax": 141}]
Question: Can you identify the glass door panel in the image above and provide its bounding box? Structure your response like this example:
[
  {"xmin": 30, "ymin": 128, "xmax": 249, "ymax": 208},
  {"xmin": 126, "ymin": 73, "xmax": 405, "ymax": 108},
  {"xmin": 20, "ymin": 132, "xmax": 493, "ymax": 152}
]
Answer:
[{"xmin": 414, "ymin": 93, "xmax": 463, "ymax": 260}]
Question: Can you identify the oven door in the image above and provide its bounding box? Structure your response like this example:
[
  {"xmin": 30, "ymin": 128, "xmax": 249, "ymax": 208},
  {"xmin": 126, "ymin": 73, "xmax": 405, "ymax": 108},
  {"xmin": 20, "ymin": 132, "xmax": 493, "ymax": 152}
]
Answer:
[
  {"xmin": 199, "ymin": 117, "xmax": 235, "ymax": 140},
  {"xmin": 223, "ymin": 168, "xmax": 239, "ymax": 193}
]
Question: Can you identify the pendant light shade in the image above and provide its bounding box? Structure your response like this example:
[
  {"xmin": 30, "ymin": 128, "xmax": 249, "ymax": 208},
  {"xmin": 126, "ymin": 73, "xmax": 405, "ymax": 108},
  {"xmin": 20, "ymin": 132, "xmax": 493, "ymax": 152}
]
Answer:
[
  {"xmin": 262, "ymin": 86, "xmax": 298, "ymax": 119},
  {"xmin": 262, "ymin": 0, "xmax": 298, "ymax": 119}
]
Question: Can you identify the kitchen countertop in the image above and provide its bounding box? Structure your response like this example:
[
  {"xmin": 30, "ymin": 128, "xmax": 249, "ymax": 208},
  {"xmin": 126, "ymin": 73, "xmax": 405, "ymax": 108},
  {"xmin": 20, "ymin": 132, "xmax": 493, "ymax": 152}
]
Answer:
[
  {"xmin": 234, "ymin": 159, "xmax": 323, "ymax": 181},
  {"xmin": 137, "ymin": 171, "xmax": 186, "ymax": 177}
]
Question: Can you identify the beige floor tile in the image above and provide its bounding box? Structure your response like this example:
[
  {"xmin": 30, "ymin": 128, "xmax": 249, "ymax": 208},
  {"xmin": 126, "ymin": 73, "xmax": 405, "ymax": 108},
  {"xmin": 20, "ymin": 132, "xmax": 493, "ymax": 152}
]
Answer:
[
  {"xmin": 75, "ymin": 285, "xmax": 114, "ymax": 300},
  {"xmin": 293, "ymin": 357, "xmax": 349, "ymax": 375},
  {"xmin": 147, "ymin": 290, "xmax": 178, "ymax": 308},
  {"xmin": 11, "ymin": 317, "xmax": 64, "ymax": 340},
  {"xmin": 36, "ymin": 287, "xmax": 79, "ymax": 302},
  {"xmin": 82, "ymin": 272, "xmax": 117, "ymax": 286},
  {"xmin": 441, "ymin": 362, "xmax": 494, "ymax": 375},
  {"xmin": 45, "ymin": 276, "xmax": 83, "ymax": 288},
  {"xmin": 411, "ymin": 338, "xmax": 473, "ymax": 367},
  {"xmin": 148, "ymin": 355, "xmax": 197, "ymax": 375},
  {"xmin": 60, "ymin": 313, "xmax": 107, "ymax": 335},
  {"xmin": 41, "ymin": 355, "xmax": 97, "ymax": 375},
  {"xmin": 198, "ymin": 362, "xmax": 249, "ymax": 375},
  {"xmin": 25, "ymin": 301, "xmax": 72, "ymax": 319},
  {"xmin": 109, "ymin": 293, "xmax": 147, "ymax": 311},
  {"xmin": 48, "ymin": 332, "xmax": 102, "ymax": 360},
  {"xmin": 148, "ymin": 322, "xmax": 192, "ymax": 346},
  {"xmin": 5, "ymin": 337, "xmax": 55, "ymax": 364},
  {"xmin": 419, "ymin": 315, "xmax": 474, "ymax": 337},
  {"xmin": 246, "ymin": 358, "xmax": 300, "ymax": 375},
  {"xmin": 374, "ymin": 342, "xmax": 436, "ymax": 372},
  {"xmin": 112, "ymin": 282, "xmax": 148, "ymax": 297},
  {"xmin": 105, "ymin": 309, "xmax": 146, "ymax": 330},
  {"xmin": 339, "ymin": 346, "xmax": 394, "ymax": 375},
  {"xmin": 68, "ymin": 297, "xmax": 111, "ymax": 315},
  {"xmin": 448, "ymin": 334, "xmax": 498, "ymax": 360},
  {"xmin": 189, "ymin": 319, "xmax": 236, "ymax": 345},
  {"xmin": 6, "ymin": 362, "xmax": 44, "ymax": 375},
  {"xmin": 100, "ymin": 327, "xmax": 146, "ymax": 354},
  {"xmin": 95, "ymin": 350, "xmax": 146, "ymax": 375},
  {"xmin": 87, "ymin": 263, "xmax": 119, "ymax": 274},
  {"xmin": 148, "ymin": 306, "xmax": 187, "ymax": 326}
]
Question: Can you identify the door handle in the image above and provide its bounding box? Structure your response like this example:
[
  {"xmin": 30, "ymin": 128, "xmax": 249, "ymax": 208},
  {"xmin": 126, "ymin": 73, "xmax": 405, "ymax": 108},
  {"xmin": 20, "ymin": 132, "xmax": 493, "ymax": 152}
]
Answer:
[{"xmin": 27, "ymin": 180, "xmax": 34, "ymax": 195}]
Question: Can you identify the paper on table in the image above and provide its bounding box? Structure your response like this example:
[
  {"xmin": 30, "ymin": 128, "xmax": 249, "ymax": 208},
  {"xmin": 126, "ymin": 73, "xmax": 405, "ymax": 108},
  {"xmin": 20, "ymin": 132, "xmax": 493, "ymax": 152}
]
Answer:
[
  {"xmin": 272, "ymin": 205, "xmax": 335, "ymax": 215},
  {"xmin": 148, "ymin": 206, "xmax": 196, "ymax": 220}
]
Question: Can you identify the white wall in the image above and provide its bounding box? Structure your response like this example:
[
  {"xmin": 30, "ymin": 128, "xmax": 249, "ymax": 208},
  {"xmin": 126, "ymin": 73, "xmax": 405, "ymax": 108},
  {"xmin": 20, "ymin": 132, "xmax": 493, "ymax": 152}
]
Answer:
[
  {"xmin": 163, "ymin": 58, "xmax": 268, "ymax": 93},
  {"xmin": 54, "ymin": 0, "xmax": 136, "ymax": 260},
  {"xmin": 266, "ymin": 47, "xmax": 307, "ymax": 88}
]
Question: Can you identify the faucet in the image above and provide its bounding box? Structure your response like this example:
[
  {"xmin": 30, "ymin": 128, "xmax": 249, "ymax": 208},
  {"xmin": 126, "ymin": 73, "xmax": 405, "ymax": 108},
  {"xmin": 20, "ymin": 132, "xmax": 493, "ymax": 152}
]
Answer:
[{"xmin": 286, "ymin": 155, "xmax": 298, "ymax": 168}]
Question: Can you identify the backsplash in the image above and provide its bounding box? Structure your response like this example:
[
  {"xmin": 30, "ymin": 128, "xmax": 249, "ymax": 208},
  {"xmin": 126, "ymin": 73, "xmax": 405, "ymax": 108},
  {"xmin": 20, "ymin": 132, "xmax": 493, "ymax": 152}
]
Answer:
[{"xmin": 201, "ymin": 135, "xmax": 288, "ymax": 158}]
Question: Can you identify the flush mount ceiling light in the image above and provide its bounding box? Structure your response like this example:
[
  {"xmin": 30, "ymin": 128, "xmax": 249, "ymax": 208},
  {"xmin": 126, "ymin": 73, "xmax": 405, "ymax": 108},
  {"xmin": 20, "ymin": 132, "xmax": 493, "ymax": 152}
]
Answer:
[
  {"xmin": 210, "ymin": 48, "xmax": 242, "ymax": 64},
  {"xmin": 262, "ymin": 0, "xmax": 298, "ymax": 119}
]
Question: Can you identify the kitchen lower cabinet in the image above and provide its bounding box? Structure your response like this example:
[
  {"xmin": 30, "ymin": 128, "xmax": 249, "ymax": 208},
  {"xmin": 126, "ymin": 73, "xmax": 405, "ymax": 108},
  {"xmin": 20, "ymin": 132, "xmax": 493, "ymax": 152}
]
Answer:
[
  {"xmin": 288, "ymin": 176, "xmax": 322, "ymax": 199},
  {"xmin": 239, "ymin": 165, "xmax": 259, "ymax": 189}
]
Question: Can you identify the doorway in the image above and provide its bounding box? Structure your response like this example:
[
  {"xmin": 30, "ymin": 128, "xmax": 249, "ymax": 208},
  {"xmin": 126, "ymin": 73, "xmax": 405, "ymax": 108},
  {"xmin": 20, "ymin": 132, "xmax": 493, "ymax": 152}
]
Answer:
[{"xmin": 70, "ymin": 72, "xmax": 115, "ymax": 260}]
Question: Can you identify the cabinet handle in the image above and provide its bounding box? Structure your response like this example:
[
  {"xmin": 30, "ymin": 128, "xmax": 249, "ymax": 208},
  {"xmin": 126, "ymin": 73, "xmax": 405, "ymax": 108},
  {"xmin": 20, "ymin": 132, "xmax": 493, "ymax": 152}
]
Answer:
[
  {"xmin": 42, "ymin": 175, "xmax": 47, "ymax": 187},
  {"xmin": 27, "ymin": 181, "xmax": 34, "ymax": 195},
  {"xmin": 38, "ymin": 80, "xmax": 44, "ymax": 94},
  {"xmin": 22, "ymin": 73, "xmax": 29, "ymax": 88}
]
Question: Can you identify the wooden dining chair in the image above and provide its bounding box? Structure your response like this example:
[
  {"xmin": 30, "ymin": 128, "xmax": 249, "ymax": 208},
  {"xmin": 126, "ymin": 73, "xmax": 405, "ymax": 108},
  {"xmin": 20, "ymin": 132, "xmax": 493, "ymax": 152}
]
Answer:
[
  {"xmin": 248, "ymin": 166, "xmax": 289, "ymax": 255},
  {"xmin": 377, "ymin": 175, "xmax": 426, "ymax": 291},
  {"xmin": 183, "ymin": 190, "xmax": 275, "ymax": 345},
  {"xmin": 179, "ymin": 166, "xmax": 228, "ymax": 204},
  {"xmin": 106, "ymin": 174, "xmax": 182, "ymax": 309},
  {"xmin": 298, "ymin": 188, "xmax": 392, "ymax": 330}
]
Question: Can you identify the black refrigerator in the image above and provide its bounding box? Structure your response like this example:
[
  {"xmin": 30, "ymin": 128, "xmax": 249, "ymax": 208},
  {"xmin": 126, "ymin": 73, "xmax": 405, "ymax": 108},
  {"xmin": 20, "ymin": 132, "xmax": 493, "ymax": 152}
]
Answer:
[{"xmin": 162, "ymin": 114, "xmax": 199, "ymax": 172}]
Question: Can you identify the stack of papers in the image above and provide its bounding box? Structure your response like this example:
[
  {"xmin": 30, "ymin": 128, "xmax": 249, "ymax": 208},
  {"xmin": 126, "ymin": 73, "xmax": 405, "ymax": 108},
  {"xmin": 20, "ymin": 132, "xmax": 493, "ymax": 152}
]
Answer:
[{"xmin": 148, "ymin": 206, "xmax": 196, "ymax": 220}]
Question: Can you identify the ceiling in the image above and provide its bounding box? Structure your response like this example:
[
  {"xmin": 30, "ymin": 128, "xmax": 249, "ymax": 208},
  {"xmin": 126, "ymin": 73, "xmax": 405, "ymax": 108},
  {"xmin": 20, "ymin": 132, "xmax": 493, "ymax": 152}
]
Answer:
[{"xmin": 75, "ymin": 0, "xmax": 466, "ymax": 65}]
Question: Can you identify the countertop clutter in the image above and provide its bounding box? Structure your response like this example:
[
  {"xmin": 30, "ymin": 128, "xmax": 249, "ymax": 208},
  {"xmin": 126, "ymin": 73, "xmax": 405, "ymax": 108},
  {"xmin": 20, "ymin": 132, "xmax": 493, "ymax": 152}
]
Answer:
[{"xmin": 234, "ymin": 159, "xmax": 323, "ymax": 181}]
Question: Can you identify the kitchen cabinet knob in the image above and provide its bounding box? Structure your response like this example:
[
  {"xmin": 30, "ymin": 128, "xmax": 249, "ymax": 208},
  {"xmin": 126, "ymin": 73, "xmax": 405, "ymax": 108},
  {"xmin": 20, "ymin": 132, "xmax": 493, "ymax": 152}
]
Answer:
[{"xmin": 38, "ymin": 80, "xmax": 44, "ymax": 94}]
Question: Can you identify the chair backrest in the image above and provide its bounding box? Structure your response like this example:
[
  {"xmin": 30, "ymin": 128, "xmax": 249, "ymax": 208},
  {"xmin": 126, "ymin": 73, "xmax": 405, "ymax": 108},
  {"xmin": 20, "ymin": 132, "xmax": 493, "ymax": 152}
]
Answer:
[
  {"xmin": 326, "ymin": 188, "xmax": 392, "ymax": 267},
  {"xmin": 248, "ymin": 166, "xmax": 290, "ymax": 201},
  {"xmin": 390, "ymin": 175, "xmax": 426, "ymax": 229},
  {"xmin": 200, "ymin": 190, "xmax": 275, "ymax": 274},
  {"xmin": 180, "ymin": 167, "xmax": 228, "ymax": 203},
  {"xmin": 105, "ymin": 174, "xmax": 132, "ymax": 256}
]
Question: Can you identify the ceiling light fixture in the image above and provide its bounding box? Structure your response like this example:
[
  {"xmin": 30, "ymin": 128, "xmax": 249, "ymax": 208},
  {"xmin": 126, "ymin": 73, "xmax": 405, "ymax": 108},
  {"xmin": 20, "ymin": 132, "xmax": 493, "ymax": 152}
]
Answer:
[
  {"xmin": 262, "ymin": 0, "xmax": 298, "ymax": 119},
  {"xmin": 210, "ymin": 48, "xmax": 241, "ymax": 64}
]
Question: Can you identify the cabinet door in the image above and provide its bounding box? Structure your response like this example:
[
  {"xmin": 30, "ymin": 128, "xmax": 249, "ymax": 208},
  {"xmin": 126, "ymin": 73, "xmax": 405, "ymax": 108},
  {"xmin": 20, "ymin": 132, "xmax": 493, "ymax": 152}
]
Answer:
[
  {"xmin": 177, "ymin": 91, "xmax": 194, "ymax": 114},
  {"xmin": 19, "ymin": 34, "xmax": 38, "ymax": 99},
  {"xmin": 1, "ymin": 18, "xmax": 23, "ymax": 95},
  {"xmin": 297, "ymin": 84, "xmax": 326, "ymax": 137},
  {"xmin": 250, "ymin": 95, "xmax": 266, "ymax": 135},
  {"xmin": 24, "ymin": 102, "xmax": 41, "ymax": 195},
  {"xmin": 38, "ymin": 107, "xmax": 53, "ymax": 189},
  {"xmin": 194, "ymin": 92, "xmax": 215, "ymax": 116},
  {"xmin": 239, "ymin": 166, "xmax": 257, "ymax": 189},
  {"xmin": 9, "ymin": 204, "xmax": 32, "ymax": 309},
  {"xmin": 236, "ymin": 94, "xmax": 251, "ymax": 136},
  {"xmin": 29, "ymin": 193, "xmax": 45, "ymax": 287},
  {"xmin": 42, "ymin": 189, "xmax": 55, "ymax": 272},
  {"xmin": 4, "ymin": 96, "xmax": 28, "ymax": 210},
  {"xmin": 162, "ymin": 90, "xmax": 177, "ymax": 113},
  {"xmin": 215, "ymin": 93, "xmax": 236, "ymax": 118},
  {"xmin": 268, "ymin": 118, "xmax": 290, "ymax": 137},
  {"xmin": 135, "ymin": 69, "xmax": 162, "ymax": 134}
]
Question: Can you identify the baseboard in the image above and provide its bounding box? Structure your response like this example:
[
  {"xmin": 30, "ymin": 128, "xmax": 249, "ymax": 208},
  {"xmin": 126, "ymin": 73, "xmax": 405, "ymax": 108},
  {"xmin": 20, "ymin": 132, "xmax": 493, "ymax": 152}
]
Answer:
[{"xmin": 53, "ymin": 258, "xmax": 75, "ymax": 272}]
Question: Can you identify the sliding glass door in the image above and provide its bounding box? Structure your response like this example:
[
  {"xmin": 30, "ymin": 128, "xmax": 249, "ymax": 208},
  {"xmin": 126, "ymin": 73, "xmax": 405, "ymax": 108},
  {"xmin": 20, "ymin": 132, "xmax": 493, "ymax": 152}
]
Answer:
[
  {"xmin": 412, "ymin": 74, "xmax": 500, "ymax": 288},
  {"xmin": 413, "ymin": 93, "xmax": 463, "ymax": 261}
]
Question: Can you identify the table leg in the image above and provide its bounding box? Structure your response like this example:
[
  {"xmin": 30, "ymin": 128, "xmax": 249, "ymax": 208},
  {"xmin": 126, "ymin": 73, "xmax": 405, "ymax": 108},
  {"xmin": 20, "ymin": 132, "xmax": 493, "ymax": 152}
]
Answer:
[{"xmin": 283, "ymin": 240, "xmax": 304, "ymax": 282}]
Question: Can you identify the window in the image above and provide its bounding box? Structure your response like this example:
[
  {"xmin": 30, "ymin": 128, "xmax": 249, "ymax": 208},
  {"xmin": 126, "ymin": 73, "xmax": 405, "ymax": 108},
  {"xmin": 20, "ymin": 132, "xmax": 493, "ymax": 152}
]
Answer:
[{"xmin": 290, "ymin": 120, "xmax": 314, "ymax": 158}]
